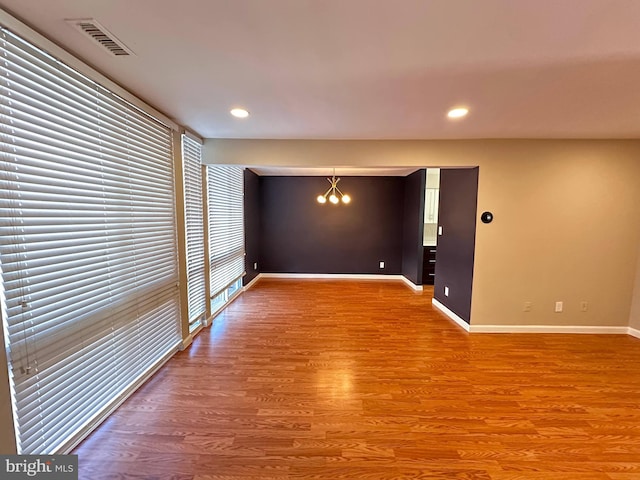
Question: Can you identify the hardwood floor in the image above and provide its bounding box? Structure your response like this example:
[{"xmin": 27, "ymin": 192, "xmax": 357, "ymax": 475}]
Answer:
[{"xmin": 75, "ymin": 279, "xmax": 640, "ymax": 479}]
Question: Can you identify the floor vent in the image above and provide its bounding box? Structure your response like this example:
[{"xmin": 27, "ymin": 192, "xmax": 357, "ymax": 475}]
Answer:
[{"xmin": 66, "ymin": 19, "xmax": 133, "ymax": 56}]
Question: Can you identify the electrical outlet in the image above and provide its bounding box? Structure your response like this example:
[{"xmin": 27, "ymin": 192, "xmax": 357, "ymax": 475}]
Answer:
[
  {"xmin": 523, "ymin": 302, "xmax": 532, "ymax": 312},
  {"xmin": 379, "ymin": 261, "xmax": 385, "ymax": 269},
  {"xmin": 444, "ymin": 286, "xmax": 449, "ymax": 297},
  {"xmin": 555, "ymin": 301, "xmax": 563, "ymax": 313},
  {"xmin": 253, "ymin": 262, "xmax": 258, "ymax": 270},
  {"xmin": 580, "ymin": 301, "xmax": 588, "ymax": 312}
]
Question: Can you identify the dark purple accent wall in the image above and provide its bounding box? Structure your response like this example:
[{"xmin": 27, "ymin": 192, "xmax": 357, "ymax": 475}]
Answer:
[
  {"xmin": 259, "ymin": 176, "xmax": 404, "ymax": 274},
  {"xmin": 433, "ymin": 168, "xmax": 479, "ymax": 324},
  {"xmin": 243, "ymin": 169, "xmax": 261, "ymax": 285},
  {"xmin": 401, "ymin": 169, "xmax": 426, "ymax": 285}
]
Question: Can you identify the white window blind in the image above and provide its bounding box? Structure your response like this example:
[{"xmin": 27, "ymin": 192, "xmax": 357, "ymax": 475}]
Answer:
[
  {"xmin": 181, "ymin": 135, "xmax": 206, "ymax": 325},
  {"xmin": 207, "ymin": 166, "xmax": 245, "ymax": 299},
  {"xmin": 0, "ymin": 27, "xmax": 181, "ymax": 454}
]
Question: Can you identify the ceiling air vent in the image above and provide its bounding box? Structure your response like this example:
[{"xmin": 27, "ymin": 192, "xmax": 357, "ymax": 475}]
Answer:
[{"xmin": 66, "ymin": 18, "xmax": 133, "ymax": 56}]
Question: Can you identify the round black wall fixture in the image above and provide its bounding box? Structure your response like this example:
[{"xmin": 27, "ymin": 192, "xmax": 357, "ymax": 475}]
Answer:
[{"xmin": 480, "ymin": 211, "xmax": 494, "ymax": 224}]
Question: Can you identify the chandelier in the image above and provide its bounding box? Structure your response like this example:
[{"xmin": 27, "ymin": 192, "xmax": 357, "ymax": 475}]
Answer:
[{"xmin": 316, "ymin": 170, "xmax": 351, "ymax": 205}]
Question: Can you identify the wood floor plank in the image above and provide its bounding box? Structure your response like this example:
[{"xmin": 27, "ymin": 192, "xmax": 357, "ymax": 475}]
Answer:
[{"xmin": 74, "ymin": 279, "xmax": 640, "ymax": 479}]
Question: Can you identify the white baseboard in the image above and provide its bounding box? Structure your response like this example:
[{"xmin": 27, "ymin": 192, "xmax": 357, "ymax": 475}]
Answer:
[
  {"xmin": 469, "ymin": 325, "xmax": 629, "ymax": 334},
  {"xmin": 258, "ymin": 273, "xmax": 424, "ymax": 291},
  {"xmin": 400, "ymin": 275, "xmax": 424, "ymax": 291},
  {"xmin": 180, "ymin": 334, "xmax": 193, "ymax": 350},
  {"xmin": 431, "ymin": 298, "xmax": 470, "ymax": 332},
  {"xmin": 259, "ymin": 273, "xmax": 404, "ymax": 281},
  {"xmin": 430, "ymin": 298, "xmax": 632, "ymax": 336},
  {"xmin": 243, "ymin": 273, "xmax": 262, "ymax": 291}
]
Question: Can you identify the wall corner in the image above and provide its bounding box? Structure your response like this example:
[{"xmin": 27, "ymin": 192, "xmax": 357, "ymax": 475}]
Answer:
[{"xmin": 628, "ymin": 239, "xmax": 640, "ymax": 331}]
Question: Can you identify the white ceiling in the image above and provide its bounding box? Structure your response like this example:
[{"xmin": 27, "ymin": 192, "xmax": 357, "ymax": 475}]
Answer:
[{"xmin": 2, "ymin": 0, "xmax": 640, "ymax": 140}]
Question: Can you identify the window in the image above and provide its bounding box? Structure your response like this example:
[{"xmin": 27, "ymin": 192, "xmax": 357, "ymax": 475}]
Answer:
[
  {"xmin": 0, "ymin": 26, "xmax": 181, "ymax": 454},
  {"xmin": 210, "ymin": 278, "xmax": 243, "ymax": 318},
  {"xmin": 181, "ymin": 134, "xmax": 206, "ymax": 331},
  {"xmin": 206, "ymin": 166, "xmax": 245, "ymax": 303}
]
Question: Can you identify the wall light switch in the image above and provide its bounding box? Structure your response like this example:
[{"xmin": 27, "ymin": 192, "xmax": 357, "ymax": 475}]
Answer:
[
  {"xmin": 379, "ymin": 261, "xmax": 385, "ymax": 269},
  {"xmin": 438, "ymin": 226, "xmax": 443, "ymax": 235}
]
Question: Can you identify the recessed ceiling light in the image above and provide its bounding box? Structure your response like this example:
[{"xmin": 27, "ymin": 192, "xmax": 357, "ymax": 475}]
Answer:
[
  {"xmin": 447, "ymin": 107, "xmax": 469, "ymax": 119},
  {"xmin": 230, "ymin": 108, "xmax": 249, "ymax": 118}
]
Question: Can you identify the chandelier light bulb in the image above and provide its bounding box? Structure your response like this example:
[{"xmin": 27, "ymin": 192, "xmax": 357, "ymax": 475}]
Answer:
[{"xmin": 316, "ymin": 171, "xmax": 351, "ymax": 206}]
